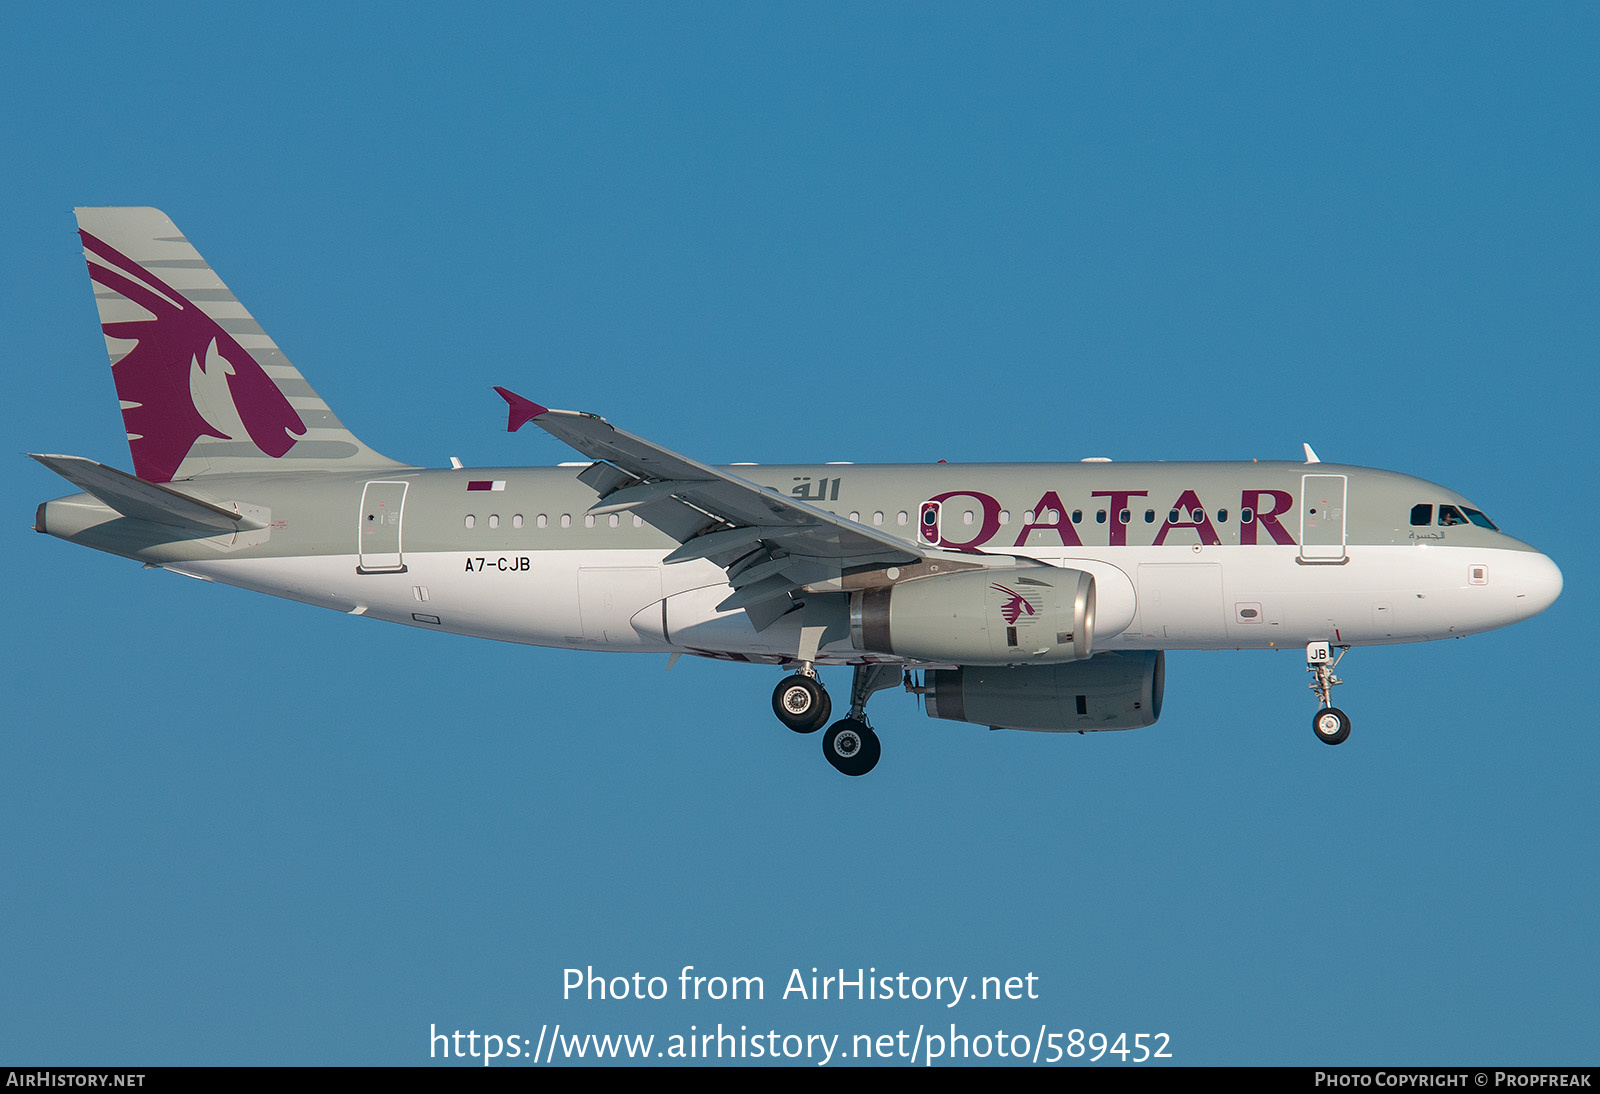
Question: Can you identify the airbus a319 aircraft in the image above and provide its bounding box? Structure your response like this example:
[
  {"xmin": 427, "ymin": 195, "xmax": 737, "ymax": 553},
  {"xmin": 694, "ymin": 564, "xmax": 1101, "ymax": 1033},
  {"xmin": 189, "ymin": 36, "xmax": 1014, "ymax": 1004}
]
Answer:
[{"xmin": 33, "ymin": 208, "xmax": 1563, "ymax": 775}]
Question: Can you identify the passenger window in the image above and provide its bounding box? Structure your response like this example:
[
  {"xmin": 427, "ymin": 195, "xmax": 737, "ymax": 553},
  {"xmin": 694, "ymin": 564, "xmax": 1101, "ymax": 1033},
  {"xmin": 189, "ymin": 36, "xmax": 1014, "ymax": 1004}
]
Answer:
[
  {"xmin": 1410, "ymin": 504, "xmax": 1433, "ymax": 526},
  {"xmin": 1118, "ymin": 509, "xmax": 1130, "ymax": 525},
  {"xmin": 464, "ymin": 514, "xmax": 476, "ymax": 529},
  {"xmin": 1144, "ymin": 509, "xmax": 1155, "ymax": 523},
  {"xmin": 1071, "ymin": 510, "xmax": 1082, "ymax": 524},
  {"xmin": 1241, "ymin": 508, "xmax": 1255, "ymax": 524},
  {"xmin": 512, "ymin": 514, "xmax": 524, "ymax": 529},
  {"xmin": 560, "ymin": 514, "xmax": 571, "ymax": 528},
  {"xmin": 537, "ymin": 514, "xmax": 548, "ymax": 528},
  {"xmin": 1169, "ymin": 510, "xmax": 1179, "ymax": 523},
  {"xmin": 1216, "ymin": 508, "xmax": 1228, "ymax": 523},
  {"xmin": 488, "ymin": 514, "xmax": 500, "ymax": 529},
  {"xmin": 1096, "ymin": 510, "xmax": 1107, "ymax": 524}
]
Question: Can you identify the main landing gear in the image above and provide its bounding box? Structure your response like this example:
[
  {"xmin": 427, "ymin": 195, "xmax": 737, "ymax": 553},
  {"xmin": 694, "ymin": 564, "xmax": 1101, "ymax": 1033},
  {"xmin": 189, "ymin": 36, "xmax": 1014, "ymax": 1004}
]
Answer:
[
  {"xmin": 772, "ymin": 669, "xmax": 831, "ymax": 733},
  {"xmin": 771, "ymin": 664, "xmax": 901, "ymax": 776},
  {"xmin": 822, "ymin": 719, "xmax": 880, "ymax": 778},
  {"xmin": 1306, "ymin": 641, "xmax": 1352, "ymax": 746}
]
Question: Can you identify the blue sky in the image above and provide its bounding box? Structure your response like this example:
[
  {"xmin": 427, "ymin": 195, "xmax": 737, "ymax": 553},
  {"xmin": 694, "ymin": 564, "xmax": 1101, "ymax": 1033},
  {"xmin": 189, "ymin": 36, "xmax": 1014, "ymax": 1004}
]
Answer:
[{"xmin": 3, "ymin": 3, "xmax": 1594, "ymax": 1066}]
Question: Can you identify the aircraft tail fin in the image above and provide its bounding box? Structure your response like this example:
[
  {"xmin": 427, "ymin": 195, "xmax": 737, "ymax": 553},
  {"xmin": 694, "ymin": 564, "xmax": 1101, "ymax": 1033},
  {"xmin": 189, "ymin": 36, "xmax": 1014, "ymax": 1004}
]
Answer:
[{"xmin": 74, "ymin": 206, "xmax": 405, "ymax": 482}]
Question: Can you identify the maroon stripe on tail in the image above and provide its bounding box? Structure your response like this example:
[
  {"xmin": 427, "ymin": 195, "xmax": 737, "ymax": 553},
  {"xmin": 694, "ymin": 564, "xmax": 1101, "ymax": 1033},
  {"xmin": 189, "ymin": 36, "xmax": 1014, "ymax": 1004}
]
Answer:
[{"xmin": 80, "ymin": 230, "xmax": 305, "ymax": 482}]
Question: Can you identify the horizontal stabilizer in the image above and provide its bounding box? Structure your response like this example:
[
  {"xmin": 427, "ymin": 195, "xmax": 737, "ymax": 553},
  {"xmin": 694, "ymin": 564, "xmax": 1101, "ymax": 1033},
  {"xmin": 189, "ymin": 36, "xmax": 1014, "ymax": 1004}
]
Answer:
[{"xmin": 29, "ymin": 454, "xmax": 263, "ymax": 533}]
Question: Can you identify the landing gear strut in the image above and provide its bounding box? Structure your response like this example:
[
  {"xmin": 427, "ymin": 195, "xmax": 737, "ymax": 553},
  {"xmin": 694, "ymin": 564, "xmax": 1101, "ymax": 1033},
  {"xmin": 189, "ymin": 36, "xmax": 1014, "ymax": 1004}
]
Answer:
[
  {"xmin": 817, "ymin": 664, "xmax": 900, "ymax": 777},
  {"xmin": 1306, "ymin": 641, "xmax": 1352, "ymax": 746},
  {"xmin": 773, "ymin": 664, "xmax": 901, "ymax": 774}
]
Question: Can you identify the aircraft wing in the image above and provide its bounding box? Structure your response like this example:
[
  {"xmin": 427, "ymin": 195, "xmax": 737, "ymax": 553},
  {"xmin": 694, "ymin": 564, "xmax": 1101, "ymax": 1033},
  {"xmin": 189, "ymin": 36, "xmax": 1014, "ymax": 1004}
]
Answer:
[{"xmin": 496, "ymin": 387, "xmax": 994, "ymax": 628}]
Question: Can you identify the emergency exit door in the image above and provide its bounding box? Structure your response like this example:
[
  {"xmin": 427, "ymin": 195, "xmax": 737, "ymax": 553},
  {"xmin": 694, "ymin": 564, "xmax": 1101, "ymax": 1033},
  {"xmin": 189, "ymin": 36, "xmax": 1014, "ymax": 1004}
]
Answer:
[
  {"xmin": 1299, "ymin": 474, "xmax": 1347, "ymax": 563},
  {"xmin": 357, "ymin": 480, "xmax": 409, "ymax": 573}
]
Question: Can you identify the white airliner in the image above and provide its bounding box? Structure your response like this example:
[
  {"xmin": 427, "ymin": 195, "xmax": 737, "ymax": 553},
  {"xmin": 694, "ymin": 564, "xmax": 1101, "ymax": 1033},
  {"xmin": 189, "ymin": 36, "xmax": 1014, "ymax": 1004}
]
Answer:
[{"xmin": 32, "ymin": 208, "xmax": 1563, "ymax": 775}]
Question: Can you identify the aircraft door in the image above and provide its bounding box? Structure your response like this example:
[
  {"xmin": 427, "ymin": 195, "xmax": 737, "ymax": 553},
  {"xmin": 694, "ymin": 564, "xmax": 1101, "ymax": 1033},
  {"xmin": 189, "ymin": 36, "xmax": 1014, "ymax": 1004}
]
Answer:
[
  {"xmin": 1299, "ymin": 474, "xmax": 1348, "ymax": 563},
  {"xmin": 357, "ymin": 480, "xmax": 409, "ymax": 573},
  {"xmin": 918, "ymin": 500, "xmax": 942, "ymax": 546}
]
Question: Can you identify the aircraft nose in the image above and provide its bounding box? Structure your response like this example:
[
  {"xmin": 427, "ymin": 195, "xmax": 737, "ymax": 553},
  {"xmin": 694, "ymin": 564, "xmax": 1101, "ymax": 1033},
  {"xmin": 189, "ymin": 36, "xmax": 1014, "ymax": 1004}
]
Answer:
[{"xmin": 1515, "ymin": 551, "xmax": 1563, "ymax": 619}]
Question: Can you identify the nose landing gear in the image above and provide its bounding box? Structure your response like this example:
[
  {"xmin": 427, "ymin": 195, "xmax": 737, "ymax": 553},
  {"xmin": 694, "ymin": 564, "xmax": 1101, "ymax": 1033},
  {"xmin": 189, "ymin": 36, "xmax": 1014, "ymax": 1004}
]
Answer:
[
  {"xmin": 1306, "ymin": 641, "xmax": 1352, "ymax": 745},
  {"xmin": 1313, "ymin": 705, "xmax": 1352, "ymax": 745}
]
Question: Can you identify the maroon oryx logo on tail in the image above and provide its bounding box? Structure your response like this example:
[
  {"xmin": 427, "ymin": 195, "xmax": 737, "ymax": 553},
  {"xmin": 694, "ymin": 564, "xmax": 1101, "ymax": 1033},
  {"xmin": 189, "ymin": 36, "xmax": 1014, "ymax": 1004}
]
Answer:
[
  {"xmin": 81, "ymin": 230, "xmax": 305, "ymax": 483},
  {"xmin": 991, "ymin": 583, "xmax": 1036, "ymax": 625}
]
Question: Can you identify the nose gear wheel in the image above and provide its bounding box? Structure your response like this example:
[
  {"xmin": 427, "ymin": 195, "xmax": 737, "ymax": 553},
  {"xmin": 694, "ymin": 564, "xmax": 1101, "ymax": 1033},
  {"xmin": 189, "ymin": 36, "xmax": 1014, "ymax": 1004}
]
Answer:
[{"xmin": 1305, "ymin": 642, "xmax": 1352, "ymax": 745}]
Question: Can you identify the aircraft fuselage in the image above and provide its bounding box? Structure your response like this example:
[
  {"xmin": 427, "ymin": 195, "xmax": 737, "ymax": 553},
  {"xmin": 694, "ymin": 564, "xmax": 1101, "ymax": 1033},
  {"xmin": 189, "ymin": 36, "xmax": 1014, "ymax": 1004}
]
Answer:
[{"xmin": 37, "ymin": 459, "xmax": 1560, "ymax": 664}]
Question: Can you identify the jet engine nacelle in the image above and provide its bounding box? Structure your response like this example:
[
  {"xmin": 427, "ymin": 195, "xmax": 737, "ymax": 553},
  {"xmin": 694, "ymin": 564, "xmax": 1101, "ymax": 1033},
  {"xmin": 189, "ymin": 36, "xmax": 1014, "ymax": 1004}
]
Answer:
[
  {"xmin": 849, "ymin": 568, "xmax": 1095, "ymax": 665},
  {"xmin": 922, "ymin": 650, "xmax": 1164, "ymax": 733}
]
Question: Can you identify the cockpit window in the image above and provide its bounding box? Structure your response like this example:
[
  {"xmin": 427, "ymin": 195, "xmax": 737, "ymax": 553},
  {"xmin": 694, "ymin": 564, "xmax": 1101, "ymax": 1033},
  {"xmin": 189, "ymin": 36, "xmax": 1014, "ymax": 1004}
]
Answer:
[{"xmin": 1412, "ymin": 502, "xmax": 1499, "ymax": 531}]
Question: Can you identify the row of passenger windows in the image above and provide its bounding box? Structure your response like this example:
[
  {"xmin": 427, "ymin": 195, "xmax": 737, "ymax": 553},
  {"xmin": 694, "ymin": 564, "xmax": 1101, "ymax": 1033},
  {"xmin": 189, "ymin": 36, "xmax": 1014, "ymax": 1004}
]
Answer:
[
  {"xmin": 924, "ymin": 508, "xmax": 1259, "ymax": 526},
  {"xmin": 466, "ymin": 502, "xmax": 1502, "ymax": 533},
  {"xmin": 1409, "ymin": 504, "xmax": 1498, "ymax": 530},
  {"xmin": 464, "ymin": 513, "xmax": 647, "ymax": 530},
  {"xmin": 461, "ymin": 508, "xmax": 1262, "ymax": 529},
  {"xmin": 1013, "ymin": 507, "xmax": 1257, "ymax": 525}
]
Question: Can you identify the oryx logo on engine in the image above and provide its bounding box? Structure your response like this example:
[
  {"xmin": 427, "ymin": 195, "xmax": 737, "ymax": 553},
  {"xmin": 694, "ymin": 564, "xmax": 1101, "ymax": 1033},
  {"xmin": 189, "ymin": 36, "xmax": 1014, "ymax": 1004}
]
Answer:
[{"xmin": 990, "ymin": 583, "xmax": 1035, "ymax": 625}]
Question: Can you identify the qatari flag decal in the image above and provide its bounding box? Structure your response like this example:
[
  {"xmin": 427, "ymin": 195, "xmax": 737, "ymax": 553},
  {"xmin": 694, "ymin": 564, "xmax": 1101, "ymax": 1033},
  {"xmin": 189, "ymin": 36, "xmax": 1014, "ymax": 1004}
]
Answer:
[{"xmin": 467, "ymin": 480, "xmax": 506, "ymax": 492}]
